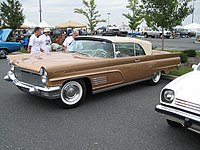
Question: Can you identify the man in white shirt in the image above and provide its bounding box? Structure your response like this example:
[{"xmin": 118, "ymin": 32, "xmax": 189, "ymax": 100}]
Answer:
[
  {"xmin": 39, "ymin": 28, "xmax": 52, "ymax": 53},
  {"xmin": 63, "ymin": 30, "xmax": 79, "ymax": 51},
  {"xmin": 28, "ymin": 27, "xmax": 43, "ymax": 54}
]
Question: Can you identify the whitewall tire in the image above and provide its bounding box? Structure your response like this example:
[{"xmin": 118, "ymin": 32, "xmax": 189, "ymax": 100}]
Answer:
[
  {"xmin": 56, "ymin": 80, "xmax": 86, "ymax": 109},
  {"xmin": 148, "ymin": 71, "xmax": 162, "ymax": 86}
]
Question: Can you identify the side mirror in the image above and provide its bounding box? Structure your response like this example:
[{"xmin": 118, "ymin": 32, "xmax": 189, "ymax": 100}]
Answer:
[{"xmin": 192, "ymin": 64, "xmax": 198, "ymax": 70}]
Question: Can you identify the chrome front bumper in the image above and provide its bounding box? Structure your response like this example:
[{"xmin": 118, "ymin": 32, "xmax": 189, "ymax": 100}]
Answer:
[
  {"xmin": 4, "ymin": 71, "xmax": 61, "ymax": 99},
  {"xmin": 156, "ymin": 104, "xmax": 200, "ymax": 132}
]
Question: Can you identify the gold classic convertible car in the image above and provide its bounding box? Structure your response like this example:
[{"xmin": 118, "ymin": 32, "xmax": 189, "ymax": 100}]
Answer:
[{"xmin": 4, "ymin": 36, "xmax": 180, "ymax": 108}]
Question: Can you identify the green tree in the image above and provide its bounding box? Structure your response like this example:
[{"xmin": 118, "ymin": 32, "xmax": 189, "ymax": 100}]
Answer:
[
  {"xmin": 0, "ymin": 16, "xmax": 1, "ymax": 27},
  {"xmin": 0, "ymin": 8, "xmax": 2, "ymax": 27},
  {"xmin": 123, "ymin": 0, "xmax": 143, "ymax": 32},
  {"xmin": 141, "ymin": 0, "xmax": 192, "ymax": 50},
  {"xmin": 74, "ymin": 0, "xmax": 105, "ymax": 34},
  {"xmin": 0, "ymin": 0, "xmax": 25, "ymax": 30}
]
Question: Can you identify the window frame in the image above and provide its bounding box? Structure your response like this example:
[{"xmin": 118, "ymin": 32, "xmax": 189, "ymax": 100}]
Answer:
[{"xmin": 114, "ymin": 42, "xmax": 146, "ymax": 58}]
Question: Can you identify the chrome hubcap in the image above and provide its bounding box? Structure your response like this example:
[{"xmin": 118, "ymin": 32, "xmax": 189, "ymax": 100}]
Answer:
[
  {"xmin": 61, "ymin": 81, "xmax": 83, "ymax": 105},
  {"xmin": 64, "ymin": 86, "xmax": 78, "ymax": 98},
  {"xmin": 152, "ymin": 71, "xmax": 161, "ymax": 83}
]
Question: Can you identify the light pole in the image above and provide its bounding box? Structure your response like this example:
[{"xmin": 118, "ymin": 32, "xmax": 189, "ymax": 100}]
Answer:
[
  {"xmin": 107, "ymin": 12, "xmax": 111, "ymax": 27},
  {"xmin": 192, "ymin": 0, "xmax": 196, "ymax": 23},
  {"xmin": 39, "ymin": 0, "xmax": 42, "ymax": 23}
]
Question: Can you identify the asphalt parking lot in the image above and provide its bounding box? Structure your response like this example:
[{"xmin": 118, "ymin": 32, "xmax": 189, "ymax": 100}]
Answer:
[
  {"xmin": 144, "ymin": 37, "xmax": 200, "ymax": 51},
  {"xmin": 0, "ymin": 59, "xmax": 200, "ymax": 150}
]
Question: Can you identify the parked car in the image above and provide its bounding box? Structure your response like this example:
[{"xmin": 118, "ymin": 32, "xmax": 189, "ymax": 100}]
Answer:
[
  {"xmin": 127, "ymin": 31, "xmax": 141, "ymax": 37},
  {"xmin": 188, "ymin": 30, "xmax": 196, "ymax": 38},
  {"xmin": 155, "ymin": 64, "xmax": 200, "ymax": 133},
  {"xmin": 95, "ymin": 26, "xmax": 106, "ymax": 35},
  {"xmin": 159, "ymin": 29, "xmax": 171, "ymax": 39},
  {"xmin": 102, "ymin": 27, "xmax": 128, "ymax": 37},
  {"xmin": 4, "ymin": 36, "xmax": 180, "ymax": 108},
  {"xmin": 142, "ymin": 28, "xmax": 160, "ymax": 38},
  {"xmin": 0, "ymin": 29, "xmax": 21, "ymax": 58},
  {"xmin": 174, "ymin": 28, "xmax": 189, "ymax": 38}
]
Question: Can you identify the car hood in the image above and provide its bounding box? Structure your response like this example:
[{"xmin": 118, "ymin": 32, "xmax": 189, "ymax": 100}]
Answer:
[
  {"xmin": 165, "ymin": 71, "xmax": 200, "ymax": 103},
  {"xmin": 0, "ymin": 29, "xmax": 12, "ymax": 42},
  {"xmin": 8, "ymin": 52, "xmax": 107, "ymax": 73}
]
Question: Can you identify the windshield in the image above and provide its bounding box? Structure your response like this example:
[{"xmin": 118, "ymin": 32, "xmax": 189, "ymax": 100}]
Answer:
[
  {"xmin": 68, "ymin": 40, "xmax": 114, "ymax": 58},
  {"xmin": 0, "ymin": 29, "xmax": 12, "ymax": 42}
]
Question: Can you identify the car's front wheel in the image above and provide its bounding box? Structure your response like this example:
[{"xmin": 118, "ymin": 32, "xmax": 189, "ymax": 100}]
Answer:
[
  {"xmin": 0, "ymin": 49, "xmax": 8, "ymax": 59},
  {"xmin": 148, "ymin": 71, "xmax": 161, "ymax": 85},
  {"xmin": 56, "ymin": 80, "xmax": 86, "ymax": 109},
  {"xmin": 167, "ymin": 119, "xmax": 183, "ymax": 128}
]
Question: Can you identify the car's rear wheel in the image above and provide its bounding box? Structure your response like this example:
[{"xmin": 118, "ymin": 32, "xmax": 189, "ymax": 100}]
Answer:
[
  {"xmin": 0, "ymin": 49, "xmax": 8, "ymax": 59},
  {"xmin": 167, "ymin": 119, "xmax": 183, "ymax": 128},
  {"xmin": 148, "ymin": 71, "xmax": 161, "ymax": 85},
  {"xmin": 56, "ymin": 80, "xmax": 86, "ymax": 109},
  {"xmin": 144, "ymin": 33, "xmax": 148, "ymax": 38}
]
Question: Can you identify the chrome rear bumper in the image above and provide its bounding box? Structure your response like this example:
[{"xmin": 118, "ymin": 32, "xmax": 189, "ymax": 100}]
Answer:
[{"xmin": 4, "ymin": 71, "xmax": 61, "ymax": 99}]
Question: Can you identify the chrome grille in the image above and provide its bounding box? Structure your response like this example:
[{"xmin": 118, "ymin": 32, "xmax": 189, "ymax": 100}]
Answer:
[
  {"xmin": 174, "ymin": 98, "xmax": 200, "ymax": 112},
  {"xmin": 14, "ymin": 67, "xmax": 43, "ymax": 86}
]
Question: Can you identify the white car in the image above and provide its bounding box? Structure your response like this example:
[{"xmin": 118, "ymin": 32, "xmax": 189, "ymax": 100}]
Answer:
[
  {"xmin": 159, "ymin": 30, "xmax": 171, "ymax": 39},
  {"xmin": 143, "ymin": 28, "xmax": 160, "ymax": 38},
  {"xmin": 156, "ymin": 64, "xmax": 200, "ymax": 133}
]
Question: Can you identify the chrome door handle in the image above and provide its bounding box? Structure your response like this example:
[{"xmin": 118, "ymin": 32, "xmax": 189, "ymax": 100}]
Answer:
[{"xmin": 135, "ymin": 59, "xmax": 140, "ymax": 63}]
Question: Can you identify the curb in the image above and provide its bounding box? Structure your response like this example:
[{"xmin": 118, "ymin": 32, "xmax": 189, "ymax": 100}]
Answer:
[
  {"xmin": 9, "ymin": 52, "xmax": 23, "ymax": 55},
  {"xmin": 162, "ymin": 74, "xmax": 178, "ymax": 80}
]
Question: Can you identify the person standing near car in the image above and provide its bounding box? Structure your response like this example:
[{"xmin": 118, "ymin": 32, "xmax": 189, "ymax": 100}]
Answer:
[
  {"xmin": 28, "ymin": 27, "xmax": 43, "ymax": 54},
  {"xmin": 39, "ymin": 28, "xmax": 52, "ymax": 53},
  {"xmin": 63, "ymin": 30, "xmax": 79, "ymax": 51}
]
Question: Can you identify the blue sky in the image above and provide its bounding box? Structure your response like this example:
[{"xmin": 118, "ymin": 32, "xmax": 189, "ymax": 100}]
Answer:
[{"xmin": 14, "ymin": 0, "xmax": 200, "ymax": 27}]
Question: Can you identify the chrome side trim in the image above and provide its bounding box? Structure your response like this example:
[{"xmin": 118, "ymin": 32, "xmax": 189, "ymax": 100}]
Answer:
[
  {"xmin": 188, "ymin": 127, "xmax": 200, "ymax": 134},
  {"xmin": 92, "ymin": 76, "xmax": 107, "ymax": 86},
  {"xmin": 93, "ymin": 77, "xmax": 151, "ymax": 94},
  {"xmin": 175, "ymin": 98, "xmax": 200, "ymax": 113}
]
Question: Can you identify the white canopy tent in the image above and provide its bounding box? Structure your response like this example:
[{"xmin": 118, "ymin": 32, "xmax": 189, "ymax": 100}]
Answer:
[
  {"xmin": 137, "ymin": 20, "xmax": 148, "ymax": 32},
  {"xmin": 21, "ymin": 19, "xmax": 37, "ymax": 28},
  {"xmin": 137, "ymin": 20, "xmax": 148, "ymax": 28},
  {"xmin": 184, "ymin": 23, "xmax": 200, "ymax": 32},
  {"xmin": 174, "ymin": 25, "xmax": 183, "ymax": 29},
  {"xmin": 56, "ymin": 21, "xmax": 86, "ymax": 28},
  {"xmin": 38, "ymin": 21, "xmax": 53, "ymax": 28}
]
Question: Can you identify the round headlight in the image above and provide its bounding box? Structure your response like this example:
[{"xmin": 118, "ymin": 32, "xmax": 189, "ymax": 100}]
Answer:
[{"xmin": 162, "ymin": 89, "xmax": 175, "ymax": 103}]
